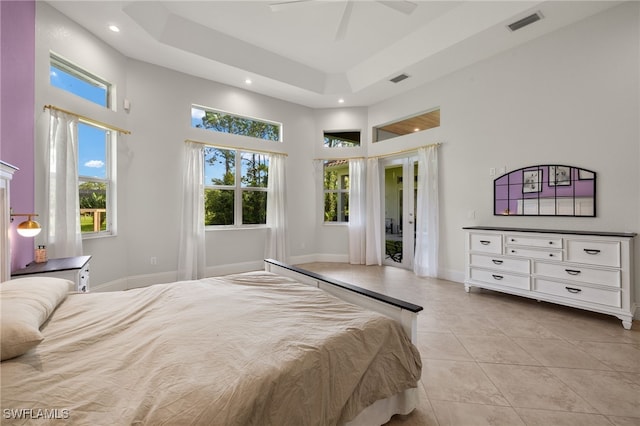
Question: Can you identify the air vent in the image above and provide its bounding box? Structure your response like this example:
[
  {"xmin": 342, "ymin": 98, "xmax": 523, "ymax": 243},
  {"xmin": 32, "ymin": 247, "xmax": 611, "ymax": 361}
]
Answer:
[
  {"xmin": 389, "ymin": 73, "xmax": 410, "ymax": 84},
  {"xmin": 507, "ymin": 12, "xmax": 543, "ymax": 32}
]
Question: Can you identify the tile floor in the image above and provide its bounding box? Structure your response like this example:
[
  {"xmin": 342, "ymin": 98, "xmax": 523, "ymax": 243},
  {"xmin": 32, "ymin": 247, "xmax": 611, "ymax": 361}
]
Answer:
[{"xmin": 298, "ymin": 262, "xmax": 640, "ymax": 426}]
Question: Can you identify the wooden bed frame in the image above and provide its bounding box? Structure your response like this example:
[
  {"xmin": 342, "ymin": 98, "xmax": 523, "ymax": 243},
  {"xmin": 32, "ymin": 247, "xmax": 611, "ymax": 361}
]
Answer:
[{"xmin": 264, "ymin": 259, "xmax": 424, "ymax": 426}]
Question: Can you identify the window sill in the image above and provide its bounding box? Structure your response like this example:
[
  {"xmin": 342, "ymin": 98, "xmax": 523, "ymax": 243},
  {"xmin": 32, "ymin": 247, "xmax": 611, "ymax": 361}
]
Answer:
[
  {"xmin": 205, "ymin": 225, "xmax": 268, "ymax": 231},
  {"xmin": 82, "ymin": 231, "xmax": 116, "ymax": 240}
]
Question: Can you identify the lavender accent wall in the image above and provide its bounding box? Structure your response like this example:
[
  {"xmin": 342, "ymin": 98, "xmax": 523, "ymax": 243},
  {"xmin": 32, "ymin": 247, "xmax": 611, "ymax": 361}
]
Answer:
[{"xmin": 0, "ymin": 0, "xmax": 36, "ymax": 271}]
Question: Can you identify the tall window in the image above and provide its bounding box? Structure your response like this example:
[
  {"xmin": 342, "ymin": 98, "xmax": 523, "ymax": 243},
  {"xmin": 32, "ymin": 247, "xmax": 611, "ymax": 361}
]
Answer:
[
  {"xmin": 50, "ymin": 54, "xmax": 111, "ymax": 108},
  {"xmin": 192, "ymin": 106, "xmax": 282, "ymax": 142},
  {"xmin": 78, "ymin": 122, "xmax": 115, "ymax": 235},
  {"xmin": 204, "ymin": 147, "xmax": 269, "ymax": 226},
  {"xmin": 323, "ymin": 160, "xmax": 349, "ymax": 222}
]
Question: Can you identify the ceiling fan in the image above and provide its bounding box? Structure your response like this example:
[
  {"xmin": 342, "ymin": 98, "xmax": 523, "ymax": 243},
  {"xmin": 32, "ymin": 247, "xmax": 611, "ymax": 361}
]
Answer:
[{"xmin": 269, "ymin": 0, "xmax": 418, "ymax": 41}]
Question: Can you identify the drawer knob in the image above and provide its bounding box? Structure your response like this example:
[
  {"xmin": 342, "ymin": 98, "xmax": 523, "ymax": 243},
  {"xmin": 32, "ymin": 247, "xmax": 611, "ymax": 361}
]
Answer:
[
  {"xmin": 565, "ymin": 286, "xmax": 582, "ymax": 294},
  {"xmin": 492, "ymin": 259, "xmax": 503, "ymax": 265},
  {"xmin": 583, "ymin": 248, "xmax": 601, "ymax": 255},
  {"xmin": 565, "ymin": 269, "xmax": 581, "ymax": 276},
  {"xmin": 549, "ymin": 241, "xmax": 553, "ymax": 245},
  {"xmin": 549, "ymin": 253, "xmax": 554, "ymax": 257},
  {"xmin": 492, "ymin": 274, "xmax": 504, "ymax": 280},
  {"xmin": 480, "ymin": 240, "xmax": 491, "ymax": 245}
]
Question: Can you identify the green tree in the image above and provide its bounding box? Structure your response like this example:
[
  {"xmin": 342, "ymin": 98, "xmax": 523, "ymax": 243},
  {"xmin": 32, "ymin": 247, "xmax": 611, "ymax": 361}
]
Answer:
[
  {"xmin": 197, "ymin": 111, "xmax": 280, "ymax": 141},
  {"xmin": 79, "ymin": 181, "xmax": 107, "ymax": 231},
  {"xmin": 204, "ymin": 148, "xmax": 235, "ymax": 225}
]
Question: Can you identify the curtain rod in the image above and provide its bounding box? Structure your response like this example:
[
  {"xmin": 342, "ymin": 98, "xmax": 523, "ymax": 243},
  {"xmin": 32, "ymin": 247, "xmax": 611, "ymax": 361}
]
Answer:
[
  {"xmin": 185, "ymin": 139, "xmax": 288, "ymax": 157},
  {"xmin": 43, "ymin": 105, "xmax": 131, "ymax": 135},
  {"xmin": 314, "ymin": 142, "xmax": 441, "ymax": 161}
]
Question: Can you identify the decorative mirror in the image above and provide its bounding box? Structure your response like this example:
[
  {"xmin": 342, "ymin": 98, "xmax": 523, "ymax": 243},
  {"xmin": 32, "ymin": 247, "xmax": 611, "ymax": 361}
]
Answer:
[{"xmin": 494, "ymin": 165, "xmax": 596, "ymax": 216}]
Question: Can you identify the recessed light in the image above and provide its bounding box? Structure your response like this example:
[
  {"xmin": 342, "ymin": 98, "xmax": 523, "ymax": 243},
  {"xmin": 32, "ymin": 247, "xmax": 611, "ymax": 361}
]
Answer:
[
  {"xmin": 338, "ymin": 98, "xmax": 345, "ymax": 104},
  {"xmin": 414, "ymin": 128, "xmax": 420, "ymax": 132},
  {"xmin": 108, "ymin": 25, "xmax": 120, "ymax": 33},
  {"xmin": 245, "ymin": 78, "xmax": 252, "ymax": 85}
]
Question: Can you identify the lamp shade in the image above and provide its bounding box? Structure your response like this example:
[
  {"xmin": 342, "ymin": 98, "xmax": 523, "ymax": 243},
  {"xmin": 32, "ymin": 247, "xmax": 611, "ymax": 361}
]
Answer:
[{"xmin": 15, "ymin": 215, "xmax": 41, "ymax": 237}]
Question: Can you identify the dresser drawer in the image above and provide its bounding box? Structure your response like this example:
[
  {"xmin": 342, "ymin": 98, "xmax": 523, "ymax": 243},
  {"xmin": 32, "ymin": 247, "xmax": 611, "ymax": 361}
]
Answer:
[
  {"xmin": 534, "ymin": 279, "xmax": 621, "ymax": 308},
  {"xmin": 469, "ymin": 233, "xmax": 502, "ymax": 254},
  {"xmin": 470, "ymin": 254, "xmax": 530, "ymax": 274},
  {"xmin": 534, "ymin": 261, "xmax": 620, "ymax": 289},
  {"xmin": 506, "ymin": 246, "xmax": 562, "ymax": 261},
  {"xmin": 470, "ymin": 268, "xmax": 529, "ymax": 290},
  {"xmin": 506, "ymin": 235, "xmax": 562, "ymax": 249},
  {"xmin": 566, "ymin": 239, "xmax": 620, "ymax": 267}
]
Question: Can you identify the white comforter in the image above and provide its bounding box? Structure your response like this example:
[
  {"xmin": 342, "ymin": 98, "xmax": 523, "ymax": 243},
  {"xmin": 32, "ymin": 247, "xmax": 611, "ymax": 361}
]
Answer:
[{"xmin": 1, "ymin": 271, "xmax": 421, "ymax": 425}]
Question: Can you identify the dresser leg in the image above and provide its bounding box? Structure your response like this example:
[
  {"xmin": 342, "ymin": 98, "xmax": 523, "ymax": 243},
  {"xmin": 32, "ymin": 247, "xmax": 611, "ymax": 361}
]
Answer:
[{"xmin": 621, "ymin": 319, "xmax": 632, "ymax": 330}]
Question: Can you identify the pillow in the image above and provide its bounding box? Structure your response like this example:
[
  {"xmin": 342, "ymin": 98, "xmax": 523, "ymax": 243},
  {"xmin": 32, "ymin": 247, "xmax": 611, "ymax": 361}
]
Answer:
[{"xmin": 0, "ymin": 277, "xmax": 72, "ymax": 361}]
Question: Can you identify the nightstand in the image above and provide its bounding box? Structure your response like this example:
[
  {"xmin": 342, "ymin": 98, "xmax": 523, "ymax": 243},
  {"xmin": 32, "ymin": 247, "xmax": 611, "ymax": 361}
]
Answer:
[{"xmin": 12, "ymin": 255, "xmax": 92, "ymax": 293}]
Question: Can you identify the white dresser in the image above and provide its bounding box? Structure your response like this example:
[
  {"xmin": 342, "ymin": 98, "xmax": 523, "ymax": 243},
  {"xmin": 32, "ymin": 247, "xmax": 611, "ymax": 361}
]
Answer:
[{"xmin": 464, "ymin": 227, "xmax": 636, "ymax": 329}]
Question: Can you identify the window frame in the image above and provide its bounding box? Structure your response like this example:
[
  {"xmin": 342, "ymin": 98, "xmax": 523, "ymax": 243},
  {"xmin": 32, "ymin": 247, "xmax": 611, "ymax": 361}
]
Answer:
[
  {"xmin": 77, "ymin": 121, "xmax": 117, "ymax": 239},
  {"xmin": 204, "ymin": 146, "xmax": 269, "ymax": 229},
  {"xmin": 50, "ymin": 53, "xmax": 113, "ymax": 109},
  {"xmin": 323, "ymin": 130, "xmax": 361, "ymax": 148},
  {"xmin": 192, "ymin": 105, "xmax": 283, "ymax": 142},
  {"xmin": 322, "ymin": 159, "xmax": 350, "ymax": 224}
]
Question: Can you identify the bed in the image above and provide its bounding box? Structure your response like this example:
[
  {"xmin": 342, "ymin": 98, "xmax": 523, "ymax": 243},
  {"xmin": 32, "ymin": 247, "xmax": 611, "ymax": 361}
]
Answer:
[{"xmin": 0, "ymin": 259, "xmax": 423, "ymax": 425}]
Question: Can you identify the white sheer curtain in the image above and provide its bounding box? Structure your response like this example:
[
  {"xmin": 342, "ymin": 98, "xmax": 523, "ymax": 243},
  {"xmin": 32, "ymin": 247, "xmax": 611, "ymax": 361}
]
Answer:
[
  {"xmin": 45, "ymin": 110, "xmax": 82, "ymax": 258},
  {"xmin": 348, "ymin": 158, "xmax": 366, "ymax": 264},
  {"xmin": 365, "ymin": 157, "xmax": 382, "ymax": 265},
  {"xmin": 266, "ymin": 153, "xmax": 287, "ymax": 262},
  {"xmin": 177, "ymin": 142, "xmax": 205, "ymax": 281},
  {"xmin": 413, "ymin": 145, "xmax": 439, "ymax": 277}
]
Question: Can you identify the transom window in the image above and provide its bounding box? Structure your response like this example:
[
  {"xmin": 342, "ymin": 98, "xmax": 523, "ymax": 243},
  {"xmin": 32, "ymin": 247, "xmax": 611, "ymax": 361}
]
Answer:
[
  {"xmin": 324, "ymin": 130, "xmax": 361, "ymax": 148},
  {"xmin": 50, "ymin": 53, "xmax": 111, "ymax": 108},
  {"xmin": 192, "ymin": 106, "xmax": 282, "ymax": 142},
  {"xmin": 373, "ymin": 108, "xmax": 440, "ymax": 142},
  {"xmin": 204, "ymin": 147, "xmax": 269, "ymax": 226},
  {"xmin": 78, "ymin": 122, "xmax": 115, "ymax": 235},
  {"xmin": 323, "ymin": 160, "xmax": 349, "ymax": 222}
]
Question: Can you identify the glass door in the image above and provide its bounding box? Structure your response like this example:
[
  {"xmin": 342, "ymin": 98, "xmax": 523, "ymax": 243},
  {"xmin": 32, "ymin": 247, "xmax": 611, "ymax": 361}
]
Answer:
[{"xmin": 382, "ymin": 156, "xmax": 418, "ymax": 269}]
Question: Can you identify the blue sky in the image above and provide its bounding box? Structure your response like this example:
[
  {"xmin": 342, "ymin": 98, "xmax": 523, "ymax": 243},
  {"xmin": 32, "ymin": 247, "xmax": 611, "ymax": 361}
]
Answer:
[{"xmin": 50, "ymin": 66, "xmax": 108, "ymax": 179}]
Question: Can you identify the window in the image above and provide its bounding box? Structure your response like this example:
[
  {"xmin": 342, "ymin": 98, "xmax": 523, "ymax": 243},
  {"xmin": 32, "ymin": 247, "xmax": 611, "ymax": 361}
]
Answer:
[
  {"xmin": 78, "ymin": 122, "xmax": 115, "ymax": 235},
  {"xmin": 373, "ymin": 108, "xmax": 440, "ymax": 142},
  {"xmin": 324, "ymin": 130, "xmax": 361, "ymax": 148},
  {"xmin": 50, "ymin": 54, "xmax": 111, "ymax": 108},
  {"xmin": 323, "ymin": 160, "xmax": 349, "ymax": 222},
  {"xmin": 192, "ymin": 106, "xmax": 282, "ymax": 142},
  {"xmin": 204, "ymin": 147, "xmax": 269, "ymax": 226}
]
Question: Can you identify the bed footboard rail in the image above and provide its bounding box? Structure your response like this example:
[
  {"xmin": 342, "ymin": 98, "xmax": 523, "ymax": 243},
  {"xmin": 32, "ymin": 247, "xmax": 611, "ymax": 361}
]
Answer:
[{"xmin": 264, "ymin": 259, "xmax": 423, "ymax": 343}]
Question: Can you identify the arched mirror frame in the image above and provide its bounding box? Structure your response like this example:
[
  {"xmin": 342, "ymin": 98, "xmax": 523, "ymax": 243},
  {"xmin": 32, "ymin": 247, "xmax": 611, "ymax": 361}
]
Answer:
[{"xmin": 494, "ymin": 165, "xmax": 596, "ymax": 217}]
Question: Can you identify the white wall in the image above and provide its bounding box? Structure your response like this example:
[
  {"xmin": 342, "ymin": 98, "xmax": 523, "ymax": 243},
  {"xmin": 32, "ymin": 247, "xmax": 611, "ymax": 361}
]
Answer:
[
  {"xmin": 35, "ymin": 3, "xmax": 319, "ymax": 288},
  {"xmin": 368, "ymin": 2, "xmax": 639, "ymax": 293},
  {"xmin": 35, "ymin": 2, "xmax": 639, "ymax": 309}
]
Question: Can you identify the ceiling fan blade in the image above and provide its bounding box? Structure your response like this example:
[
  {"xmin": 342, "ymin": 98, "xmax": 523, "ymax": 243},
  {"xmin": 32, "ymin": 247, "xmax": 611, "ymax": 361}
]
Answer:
[
  {"xmin": 335, "ymin": 0, "xmax": 354, "ymax": 41},
  {"xmin": 269, "ymin": 0, "xmax": 314, "ymax": 13},
  {"xmin": 377, "ymin": 1, "xmax": 417, "ymax": 15}
]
